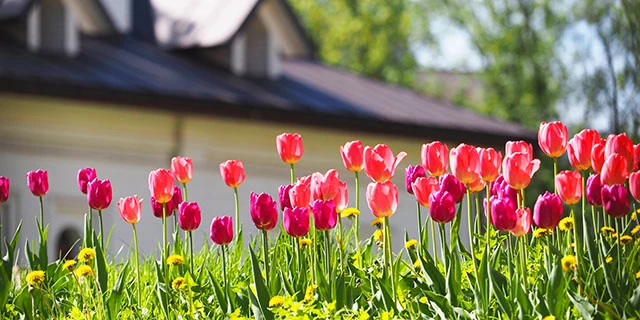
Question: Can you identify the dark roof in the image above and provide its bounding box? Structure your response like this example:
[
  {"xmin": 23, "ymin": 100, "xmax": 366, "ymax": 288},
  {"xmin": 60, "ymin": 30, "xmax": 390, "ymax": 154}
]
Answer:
[{"xmin": 0, "ymin": 35, "xmax": 535, "ymax": 144}]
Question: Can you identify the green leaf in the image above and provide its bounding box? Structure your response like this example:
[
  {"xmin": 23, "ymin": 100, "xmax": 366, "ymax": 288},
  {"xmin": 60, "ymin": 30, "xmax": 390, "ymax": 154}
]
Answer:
[
  {"xmin": 154, "ymin": 261, "xmax": 170, "ymax": 320},
  {"xmin": 249, "ymin": 247, "xmax": 273, "ymax": 320},
  {"xmin": 568, "ymin": 290, "xmax": 594, "ymax": 320},
  {"xmin": 93, "ymin": 232, "xmax": 109, "ymax": 293},
  {"xmin": 106, "ymin": 263, "xmax": 129, "ymax": 320},
  {"xmin": 207, "ymin": 269, "xmax": 229, "ymax": 314}
]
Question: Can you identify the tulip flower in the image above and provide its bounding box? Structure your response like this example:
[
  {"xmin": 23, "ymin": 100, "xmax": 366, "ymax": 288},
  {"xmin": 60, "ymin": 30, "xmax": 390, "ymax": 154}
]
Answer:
[
  {"xmin": 405, "ymin": 165, "xmax": 426, "ymax": 194},
  {"xmin": 605, "ymin": 133, "xmax": 634, "ymax": 173},
  {"xmin": 219, "ymin": 160, "xmax": 245, "ymax": 188},
  {"xmin": 311, "ymin": 169, "xmax": 343, "ymax": 201},
  {"xmin": 478, "ymin": 148, "xmax": 502, "ymax": 182},
  {"xmin": 591, "ymin": 139, "xmax": 606, "ymax": 174},
  {"xmin": 87, "ymin": 178, "xmax": 112, "ymax": 211},
  {"xmin": 601, "ymin": 184, "xmax": 630, "ymax": 218},
  {"xmin": 364, "ymin": 144, "xmax": 407, "ymax": 182},
  {"xmin": 586, "ymin": 174, "xmax": 603, "ymax": 207},
  {"xmin": 171, "ymin": 156, "xmax": 193, "ymax": 184},
  {"xmin": 634, "ymin": 143, "xmax": 640, "ymax": 171},
  {"xmin": 151, "ymin": 187, "xmax": 181, "ymax": 218},
  {"xmin": 276, "ymin": 133, "xmax": 304, "ymax": 165},
  {"xmin": 117, "ymin": 195, "xmax": 142, "ymax": 225},
  {"xmin": 439, "ymin": 173, "xmax": 466, "ymax": 204},
  {"xmin": 283, "ymin": 207, "xmax": 310, "ymax": 237},
  {"xmin": 77, "ymin": 168, "xmax": 97, "ymax": 195},
  {"xmin": 601, "ymin": 154, "xmax": 629, "ymax": 186},
  {"xmin": 0, "ymin": 176, "xmax": 9, "ymax": 204},
  {"xmin": 421, "ymin": 141, "xmax": 448, "ymax": 177},
  {"xmin": 278, "ymin": 184, "xmax": 294, "ymax": 211},
  {"xmin": 27, "ymin": 169, "xmax": 49, "ymax": 197},
  {"xmin": 502, "ymin": 152, "xmax": 540, "ymax": 190},
  {"xmin": 468, "ymin": 178, "xmax": 486, "ymax": 194},
  {"xmin": 630, "ymin": 172, "xmax": 640, "ymax": 202},
  {"xmin": 510, "ymin": 207, "xmax": 532, "ymax": 237},
  {"xmin": 429, "ymin": 189, "xmax": 456, "ymax": 223},
  {"xmin": 412, "ymin": 176, "xmax": 439, "ymax": 207},
  {"xmin": 490, "ymin": 195, "xmax": 517, "ymax": 231},
  {"xmin": 334, "ymin": 183, "xmax": 349, "ymax": 213},
  {"xmin": 555, "ymin": 170, "xmax": 582, "ymax": 205},
  {"xmin": 533, "ymin": 191, "xmax": 563, "ymax": 229},
  {"xmin": 566, "ymin": 129, "xmax": 600, "ymax": 171},
  {"xmin": 148, "ymin": 169, "xmax": 175, "ymax": 204},
  {"xmin": 250, "ymin": 192, "xmax": 278, "ymax": 231},
  {"xmin": 450, "ymin": 143, "xmax": 481, "ymax": 185},
  {"xmin": 489, "ymin": 174, "xmax": 518, "ymax": 204},
  {"xmin": 178, "ymin": 202, "xmax": 201, "ymax": 231},
  {"xmin": 366, "ymin": 181, "xmax": 399, "ymax": 218},
  {"xmin": 340, "ymin": 140, "xmax": 364, "ymax": 172},
  {"xmin": 312, "ymin": 200, "xmax": 337, "ymax": 230},
  {"xmin": 289, "ymin": 176, "xmax": 312, "ymax": 209},
  {"xmin": 210, "ymin": 216, "xmax": 234, "ymax": 245},
  {"xmin": 505, "ymin": 141, "xmax": 533, "ymax": 161},
  {"xmin": 538, "ymin": 121, "xmax": 568, "ymax": 158}
]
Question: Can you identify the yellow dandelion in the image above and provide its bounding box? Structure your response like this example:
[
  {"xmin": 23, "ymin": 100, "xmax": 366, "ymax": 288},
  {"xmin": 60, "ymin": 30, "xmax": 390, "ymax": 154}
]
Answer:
[
  {"xmin": 631, "ymin": 225, "xmax": 640, "ymax": 236},
  {"xmin": 605, "ymin": 256, "xmax": 613, "ymax": 264},
  {"xmin": 78, "ymin": 248, "xmax": 96, "ymax": 263},
  {"xmin": 373, "ymin": 229, "xmax": 384, "ymax": 242},
  {"xmin": 405, "ymin": 239, "xmax": 419, "ymax": 250},
  {"xmin": 558, "ymin": 217, "xmax": 574, "ymax": 231},
  {"xmin": 75, "ymin": 265, "xmax": 93, "ymax": 278},
  {"xmin": 340, "ymin": 207, "xmax": 360, "ymax": 219},
  {"xmin": 632, "ymin": 210, "xmax": 637, "ymax": 220},
  {"xmin": 299, "ymin": 238, "xmax": 312, "ymax": 248},
  {"xmin": 268, "ymin": 295, "xmax": 285, "ymax": 308},
  {"xmin": 612, "ymin": 233, "xmax": 618, "ymax": 239},
  {"xmin": 371, "ymin": 218, "xmax": 384, "ymax": 229},
  {"xmin": 166, "ymin": 254, "xmax": 184, "ymax": 266},
  {"xmin": 533, "ymin": 228, "xmax": 552, "ymax": 238},
  {"xmin": 570, "ymin": 243, "xmax": 575, "ymax": 249},
  {"xmin": 542, "ymin": 316, "xmax": 556, "ymax": 320},
  {"xmin": 561, "ymin": 255, "xmax": 577, "ymax": 273},
  {"xmin": 619, "ymin": 235, "xmax": 633, "ymax": 245},
  {"xmin": 418, "ymin": 296, "xmax": 428, "ymax": 304},
  {"xmin": 413, "ymin": 260, "xmax": 421, "ymax": 269},
  {"xmin": 600, "ymin": 226, "xmax": 615, "ymax": 237},
  {"xmin": 303, "ymin": 284, "xmax": 317, "ymax": 303},
  {"xmin": 62, "ymin": 260, "xmax": 76, "ymax": 271},
  {"xmin": 636, "ymin": 270, "xmax": 640, "ymax": 279},
  {"xmin": 26, "ymin": 270, "xmax": 45, "ymax": 286},
  {"xmin": 172, "ymin": 277, "xmax": 186, "ymax": 290}
]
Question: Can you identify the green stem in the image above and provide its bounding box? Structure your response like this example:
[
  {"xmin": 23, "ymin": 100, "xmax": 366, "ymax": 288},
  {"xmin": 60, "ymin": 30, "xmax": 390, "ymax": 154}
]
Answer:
[
  {"xmin": 188, "ymin": 231, "xmax": 194, "ymax": 275},
  {"xmin": 615, "ymin": 218, "xmax": 622, "ymax": 279},
  {"xmin": 290, "ymin": 164, "xmax": 295, "ymax": 185},
  {"xmin": 485, "ymin": 183, "xmax": 492, "ymax": 306},
  {"xmin": 354, "ymin": 171, "xmax": 361, "ymax": 267},
  {"xmin": 466, "ymin": 187, "xmax": 478, "ymax": 283},
  {"xmin": 553, "ymin": 157, "xmax": 558, "ymax": 194},
  {"xmin": 438, "ymin": 223, "xmax": 448, "ymax": 269},
  {"xmin": 324, "ymin": 230, "xmax": 331, "ymax": 273},
  {"xmin": 98, "ymin": 210, "xmax": 104, "ymax": 249},
  {"xmin": 416, "ymin": 201, "xmax": 423, "ymax": 247},
  {"xmin": 132, "ymin": 224, "xmax": 142, "ymax": 304},
  {"xmin": 162, "ymin": 203, "xmax": 168, "ymax": 267},
  {"xmin": 183, "ymin": 183, "xmax": 188, "ymax": 202},
  {"xmin": 384, "ymin": 217, "xmax": 396, "ymax": 299},
  {"xmin": 222, "ymin": 245, "xmax": 229, "ymax": 309},
  {"xmin": 39, "ymin": 196, "xmax": 44, "ymax": 229},
  {"xmin": 431, "ymin": 217, "xmax": 438, "ymax": 264},
  {"xmin": 262, "ymin": 229, "xmax": 270, "ymax": 290},
  {"xmin": 233, "ymin": 187, "xmax": 240, "ymax": 237},
  {"xmin": 88, "ymin": 206, "xmax": 93, "ymax": 234},
  {"xmin": 570, "ymin": 205, "xmax": 582, "ymax": 275},
  {"xmin": 338, "ymin": 216, "xmax": 344, "ymax": 271}
]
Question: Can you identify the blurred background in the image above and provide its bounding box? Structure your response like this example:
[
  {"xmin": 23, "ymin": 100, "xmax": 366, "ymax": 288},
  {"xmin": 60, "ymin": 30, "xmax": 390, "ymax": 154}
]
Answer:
[{"xmin": 0, "ymin": 0, "xmax": 637, "ymax": 258}]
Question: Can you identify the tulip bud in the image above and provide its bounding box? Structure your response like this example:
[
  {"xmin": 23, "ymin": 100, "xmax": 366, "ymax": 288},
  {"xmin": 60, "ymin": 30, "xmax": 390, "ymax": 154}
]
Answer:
[
  {"xmin": 77, "ymin": 168, "xmax": 97, "ymax": 195},
  {"xmin": 283, "ymin": 207, "xmax": 310, "ymax": 237},
  {"xmin": 87, "ymin": 178, "xmax": 112, "ymax": 211},
  {"xmin": 566, "ymin": 129, "xmax": 599, "ymax": 171},
  {"xmin": 312, "ymin": 200, "xmax": 337, "ymax": 231},
  {"xmin": 478, "ymin": 147, "xmax": 502, "ymax": 182},
  {"xmin": 429, "ymin": 189, "xmax": 456, "ymax": 223},
  {"xmin": 586, "ymin": 174, "xmax": 603, "ymax": 207},
  {"xmin": 340, "ymin": 140, "xmax": 364, "ymax": 172},
  {"xmin": 490, "ymin": 195, "xmax": 517, "ymax": 231},
  {"xmin": 210, "ymin": 216, "xmax": 233, "ymax": 245},
  {"xmin": 510, "ymin": 207, "xmax": 532, "ymax": 237},
  {"xmin": 26, "ymin": 170, "xmax": 49, "ymax": 197},
  {"xmin": 538, "ymin": 121, "xmax": 568, "ymax": 158},
  {"xmin": 117, "ymin": 195, "xmax": 142, "ymax": 224},
  {"xmin": 405, "ymin": 165, "xmax": 426, "ymax": 194},
  {"xmin": 533, "ymin": 191, "xmax": 563, "ymax": 229},
  {"xmin": 555, "ymin": 170, "xmax": 582, "ymax": 205},
  {"xmin": 601, "ymin": 184, "xmax": 630, "ymax": 218},
  {"xmin": 219, "ymin": 160, "xmax": 245, "ymax": 188},
  {"xmin": 171, "ymin": 156, "xmax": 193, "ymax": 184},
  {"xmin": 421, "ymin": 141, "xmax": 448, "ymax": 177},
  {"xmin": 364, "ymin": 144, "xmax": 407, "ymax": 182},
  {"xmin": 178, "ymin": 201, "xmax": 202, "ymax": 231},
  {"xmin": 278, "ymin": 184, "xmax": 294, "ymax": 211},
  {"xmin": 0, "ymin": 176, "xmax": 9, "ymax": 204},
  {"xmin": 439, "ymin": 173, "xmax": 466, "ymax": 204},
  {"xmin": 450, "ymin": 143, "xmax": 481, "ymax": 185},
  {"xmin": 148, "ymin": 169, "xmax": 175, "ymax": 204},
  {"xmin": 250, "ymin": 192, "xmax": 278, "ymax": 231},
  {"xmin": 276, "ymin": 133, "xmax": 304, "ymax": 165},
  {"xmin": 366, "ymin": 181, "xmax": 399, "ymax": 218}
]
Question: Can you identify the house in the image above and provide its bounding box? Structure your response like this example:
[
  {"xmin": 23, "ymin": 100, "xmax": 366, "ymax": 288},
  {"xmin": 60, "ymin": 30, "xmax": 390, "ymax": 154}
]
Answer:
[{"xmin": 0, "ymin": 0, "xmax": 535, "ymax": 259}]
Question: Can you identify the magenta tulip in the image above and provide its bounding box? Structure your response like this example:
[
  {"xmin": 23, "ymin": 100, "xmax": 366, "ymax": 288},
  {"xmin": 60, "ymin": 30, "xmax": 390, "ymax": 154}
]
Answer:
[
  {"xmin": 405, "ymin": 165, "xmax": 426, "ymax": 194},
  {"xmin": 210, "ymin": 216, "xmax": 234, "ymax": 245},
  {"xmin": 601, "ymin": 184, "xmax": 630, "ymax": 218},
  {"xmin": 490, "ymin": 195, "xmax": 517, "ymax": 231},
  {"xmin": 250, "ymin": 192, "xmax": 278, "ymax": 231},
  {"xmin": 439, "ymin": 173, "xmax": 466, "ymax": 204},
  {"xmin": 533, "ymin": 191, "xmax": 563, "ymax": 229},
  {"xmin": 586, "ymin": 174, "xmax": 603, "ymax": 207},
  {"xmin": 278, "ymin": 184, "xmax": 294, "ymax": 211},
  {"xmin": 312, "ymin": 199, "xmax": 337, "ymax": 230},
  {"xmin": 26, "ymin": 170, "xmax": 49, "ymax": 197},
  {"xmin": 77, "ymin": 168, "xmax": 97, "ymax": 195},
  {"xmin": 87, "ymin": 178, "xmax": 112, "ymax": 211},
  {"xmin": 0, "ymin": 176, "xmax": 9, "ymax": 203},
  {"xmin": 178, "ymin": 201, "xmax": 201, "ymax": 231},
  {"xmin": 283, "ymin": 207, "xmax": 310, "ymax": 237},
  {"xmin": 429, "ymin": 189, "xmax": 456, "ymax": 223}
]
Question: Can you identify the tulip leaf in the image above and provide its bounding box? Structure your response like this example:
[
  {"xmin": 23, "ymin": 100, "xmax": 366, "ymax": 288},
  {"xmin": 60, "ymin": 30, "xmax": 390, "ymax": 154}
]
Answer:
[
  {"xmin": 94, "ymin": 232, "xmax": 109, "ymax": 293},
  {"xmin": 249, "ymin": 248, "xmax": 273, "ymax": 320},
  {"xmin": 154, "ymin": 261, "xmax": 170, "ymax": 320},
  {"xmin": 106, "ymin": 263, "xmax": 129, "ymax": 320},
  {"xmin": 207, "ymin": 269, "xmax": 229, "ymax": 314},
  {"xmin": 375, "ymin": 275, "xmax": 398, "ymax": 314},
  {"xmin": 568, "ymin": 290, "xmax": 594, "ymax": 320}
]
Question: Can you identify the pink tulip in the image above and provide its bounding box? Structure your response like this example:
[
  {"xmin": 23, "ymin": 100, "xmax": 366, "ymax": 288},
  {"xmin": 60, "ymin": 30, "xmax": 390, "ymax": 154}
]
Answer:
[
  {"xmin": 178, "ymin": 201, "xmax": 201, "ymax": 231},
  {"xmin": 210, "ymin": 216, "xmax": 233, "ymax": 245},
  {"xmin": 538, "ymin": 121, "xmax": 568, "ymax": 158},
  {"xmin": 366, "ymin": 181, "xmax": 399, "ymax": 218},
  {"xmin": 555, "ymin": 170, "xmax": 582, "ymax": 205},
  {"xmin": 510, "ymin": 207, "xmax": 532, "ymax": 237},
  {"xmin": 505, "ymin": 141, "xmax": 533, "ymax": 160},
  {"xmin": 276, "ymin": 133, "xmax": 304, "ymax": 164},
  {"xmin": 363, "ymin": 144, "xmax": 407, "ymax": 182},
  {"xmin": 502, "ymin": 152, "xmax": 540, "ymax": 190},
  {"xmin": 219, "ymin": 160, "xmax": 245, "ymax": 188},
  {"xmin": 77, "ymin": 168, "xmax": 97, "ymax": 195},
  {"xmin": 533, "ymin": 191, "xmax": 563, "ymax": 229},
  {"xmin": 87, "ymin": 178, "xmax": 112, "ymax": 211},
  {"xmin": 450, "ymin": 143, "xmax": 481, "ymax": 185},
  {"xmin": 601, "ymin": 154, "xmax": 629, "ymax": 186},
  {"xmin": 421, "ymin": 141, "xmax": 448, "ymax": 177},
  {"xmin": 148, "ymin": 169, "xmax": 175, "ymax": 204},
  {"xmin": 117, "ymin": 195, "xmax": 142, "ymax": 224},
  {"xmin": 0, "ymin": 176, "xmax": 9, "ymax": 203},
  {"xmin": 334, "ymin": 183, "xmax": 349, "ymax": 213},
  {"xmin": 278, "ymin": 184, "xmax": 294, "ymax": 211},
  {"xmin": 289, "ymin": 175, "xmax": 312, "ymax": 209},
  {"xmin": 412, "ymin": 176, "xmax": 439, "ymax": 208},
  {"xmin": 405, "ymin": 165, "xmax": 426, "ymax": 194},
  {"xmin": 601, "ymin": 184, "xmax": 630, "ymax": 218},
  {"xmin": 605, "ymin": 133, "xmax": 634, "ymax": 173},
  {"xmin": 630, "ymin": 172, "xmax": 640, "ymax": 202},
  {"xmin": 478, "ymin": 147, "xmax": 502, "ymax": 182},
  {"xmin": 171, "ymin": 156, "xmax": 193, "ymax": 184},
  {"xmin": 311, "ymin": 169, "xmax": 342, "ymax": 201},
  {"xmin": 250, "ymin": 192, "xmax": 278, "ymax": 231},
  {"xmin": 591, "ymin": 139, "xmax": 606, "ymax": 174},
  {"xmin": 567, "ymin": 129, "xmax": 600, "ymax": 171},
  {"xmin": 340, "ymin": 140, "xmax": 364, "ymax": 172},
  {"xmin": 26, "ymin": 170, "xmax": 49, "ymax": 197},
  {"xmin": 283, "ymin": 207, "xmax": 310, "ymax": 237},
  {"xmin": 312, "ymin": 200, "xmax": 337, "ymax": 230}
]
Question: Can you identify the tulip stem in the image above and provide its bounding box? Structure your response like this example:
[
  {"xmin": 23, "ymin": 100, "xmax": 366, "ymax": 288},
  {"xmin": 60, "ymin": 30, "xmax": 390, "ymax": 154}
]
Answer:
[
  {"xmin": 98, "ymin": 209, "xmax": 104, "ymax": 249},
  {"xmin": 416, "ymin": 201, "xmax": 423, "ymax": 247},
  {"xmin": 233, "ymin": 187, "xmax": 240, "ymax": 237},
  {"xmin": 324, "ymin": 230, "xmax": 331, "ymax": 273},
  {"xmin": 570, "ymin": 205, "xmax": 582, "ymax": 275},
  {"xmin": 262, "ymin": 229, "xmax": 270, "ymax": 290},
  {"xmin": 354, "ymin": 171, "xmax": 361, "ymax": 267},
  {"xmin": 615, "ymin": 218, "xmax": 622, "ymax": 279},
  {"xmin": 132, "ymin": 223, "xmax": 142, "ymax": 304},
  {"xmin": 88, "ymin": 206, "xmax": 93, "ymax": 233},
  {"xmin": 183, "ymin": 183, "xmax": 188, "ymax": 202},
  {"xmin": 553, "ymin": 158, "xmax": 558, "ymax": 194},
  {"xmin": 188, "ymin": 230, "xmax": 194, "ymax": 275},
  {"xmin": 466, "ymin": 187, "xmax": 478, "ymax": 286},
  {"xmin": 431, "ymin": 218, "xmax": 438, "ymax": 264},
  {"xmin": 162, "ymin": 203, "xmax": 168, "ymax": 268},
  {"xmin": 39, "ymin": 196, "xmax": 44, "ymax": 229},
  {"xmin": 485, "ymin": 184, "xmax": 492, "ymax": 308},
  {"xmin": 290, "ymin": 164, "xmax": 295, "ymax": 185},
  {"xmin": 383, "ymin": 217, "xmax": 396, "ymax": 299},
  {"xmin": 338, "ymin": 216, "xmax": 344, "ymax": 271},
  {"xmin": 221, "ymin": 244, "xmax": 229, "ymax": 310}
]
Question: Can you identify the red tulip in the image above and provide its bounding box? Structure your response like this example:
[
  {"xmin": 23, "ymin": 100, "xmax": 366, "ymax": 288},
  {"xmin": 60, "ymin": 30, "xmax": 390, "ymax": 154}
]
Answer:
[
  {"xmin": 591, "ymin": 139, "xmax": 606, "ymax": 174},
  {"xmin": 366, "ymin": 181, "xmax": 399, "ymax": 218},
  {"xmin": 210, "ymin": 216, "xmax": 233, "ymax": 245},
  {"xmin": 283, "ymin": 207, "xmax": 310, "ymax": 237},
  {"xmin": 171, "ymin": 156, "xmax": 193, "ymax": 184},
  {"xmin": 629, "ymin": 172, "xmax": 640, "ymax": 202},
  {"xmin": 26, "ymin": 170, "xmax": 49, "ymax": 197},
  {"xmin": 478, "ymin": 148, "xmax": 502, "ymax": 182},
  {"xmin": 340, "ymin": 140, "xmax": 364, "ymax": 172},
  {"xmin": 421, "ymin": 141, "xmax": 448, "ymax": 177},
  {"xmin": 289, "ymin": 175, "xmax": 312, "ymax": 209},
  {"xmin": 601, "ymin": 184, "xmax": 630, "ymax": 218},
  {"xmin": 505, "ymin": 141, "xmax": 533, "ymax": 160},
  {"xmin": 0, "ymin": 176, "xmax": 9, "ymax": 203},
  {"xmin": 439, "ymin": 173, "xmax": 466, "ymax": 204},
  {"xmin": 151, "ymin": 186, "xmax": 181, "ymax": 218},
  {"xmin": 533, "ymin": 191, "xmax": 563, "ymax": 229},
  {"xmin": 489, "ymin": 195, "xmax": 517, "ymax": 231},
  {"xmin": 405, "ymin": 165, "xmax": 427, "ymax": 194},
  {"xmin": 276, "ymin": 133, "xmax": 304, "ymax": 164},
  {"xmin": 364, "ymin": 144, "xmax": 407, "ymax": 182},
  {"xmin": 468, "ymin": 178, "xmax": 486, "ymax": 194},
  {"xmin": 278, "ymin": 184, "xmax": 294, "ymax": 211},
  {"xmin": 634, "ymin": 143, "xmax": 640, "ymax": 171},
  {"xmin": 312, "ymin": 200, "xmax": 337, "ymax": 230},
  {"xmin": 77, "ymin": 168, "xmax": 97, "ymax": 195},
  {"xmin": 311, "ymin": 169, "xmax": 343, "ymax": 201},
  {"xmin": 538, "ymin": 121, "xmax": 569, "ymax": 158},
  {"xmin": 250, "ymin": 192, "xmax": 278, "ymax": 231},
  {"xmin": 555, "ymin": 170, "xmax": 582, "ymax": 205},
  {"xmin": 586, "ymin": 174, "xmax": 603, "ymax": 207},
  {"xmin": 502, "ymin": 152, "xmax": 540, "ymax": 190},
  {"xmin": 566, "ymin": 129, "xmax": 600, "ymax": 171},
  {"xmin": 429, "ymin": 189, "xmax": 456, "ymax": 223},
  {"xmin": 412, "ymin": 176, "xmax": 439, "ymax": 208},
  {"xmin": 178, "ymin": 201, "xmax": 201, "ymax": 231},
  {"xmin": 334, "ymin": 183, "xmax": 349, "ymax": 213},
  {"xmin": 601, "ymin": 154, "xmax": 629, "ymax": 186},
  {"xmin": 219, "ymin": 160, "xmax": 245, "ymax": 188},
  {"xmin": 117, "ymin": 195, "xmax": 142, "ymax": 224},
  {"xmin": 605, "ymin": 133, "xmax": 634, "ymax": 173},
  {"xmin": 148, "ymin": 169, "xmax": 175, "ymax": 204},
  {"xmin": 87, "ymin": 178, "xmax": 112, "ymax": 210},
  {"xmin": 450, "ymin": 143, "xmax": 480, "ymax": 185},
  {"xmin": 510, "ymin": 207, "xmax": 531, "ymax": 237}
]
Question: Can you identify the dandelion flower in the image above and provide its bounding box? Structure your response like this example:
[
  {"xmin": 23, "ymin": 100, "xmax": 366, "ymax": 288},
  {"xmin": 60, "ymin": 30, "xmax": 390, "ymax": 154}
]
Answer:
[
  {"xmin": 605, "ymin": 256, "xmax": 613, "ymax": 264},
  {"xmin": 371, "ymin": 218, "xmax": 384, "ymax": 229},
  {"xmin": 636, "ymin": 270, "xmax": 640, "ymax": 279},
  {"xmin": 373, "ymin": 230, "xmax": 384, "ymax": 242},
  {"xmin": 542, "ymin": 316, "xmax": 555, "ymax": 320},
  {"xmin": 26, "ymin": 270, "xmax": 45, "ymax": 286},
  {"xmin": 62, "ymin": 260, "xmax": 76, "ymax": 271},
  {"xmin": 600, "ymin": 226, "xmax": 615, "ymax": 237},
  {"xmin": 533, "ymin": 228, "xmax": 552, "ymax": 238},
  {"xmin": 172, "ymin": 277, "xmax": 186, "ymax": 290},
  {"xmin": 268, "ymin": 295, "xmax": 285, "ymax": 308},
  {"xmin": 75, "ymin": 265, "xmax": 93, "ymax": 278},
  {"xmin": 561, "ymin": 255, "xmax": 577, "ymax": 273},
  {"xmin": 558, "ymin": 217, "xmax": 574, "ymax": 231},
  {"xmin": 413, "ymin": 260, "xmax": 421, "ymax": 269},
  {"xmin": 405, "ymin": 239, "xmax": 418, "ymax": 250},
  {"xmin": 78, "ymin": 248, "xmax": 96, "ymax": 263},
  {"xmin": 303, "ymin": 285, "xmax": 317, "ymax": 303},
  {"xmin": 619, "ymin": 235, "xmax": 633, "ymax": 245},
  {"xmin": 166, "ymin": 254, "xmax": 184, "ymax": 266},
  {"xmin": 631, "ymin": 225, "xmax": 640, "ymax": 236},
  {"xmin": 340, "ymin": 207, "xmax": 360, "ymax": 219},
  {"xmin": 299, "ymin": 238, "xmax": 312, "ymax": 248}
]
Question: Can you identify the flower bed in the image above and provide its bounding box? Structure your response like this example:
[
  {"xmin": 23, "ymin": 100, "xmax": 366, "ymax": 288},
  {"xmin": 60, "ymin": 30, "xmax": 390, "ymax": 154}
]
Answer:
[{"xmin": 0, "ymin": 125, "xmax": 639, "ymax": 319}]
